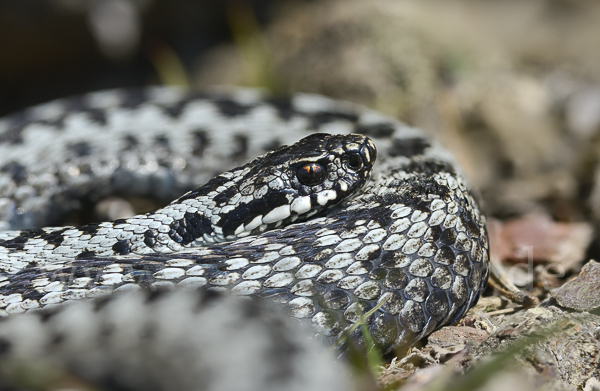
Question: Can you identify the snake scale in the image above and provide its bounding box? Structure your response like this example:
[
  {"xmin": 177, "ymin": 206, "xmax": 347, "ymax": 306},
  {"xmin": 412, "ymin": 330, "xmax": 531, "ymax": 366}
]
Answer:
[{"xmin": 0, "ymin": 87, "xmax": 489, "ymax": 390}]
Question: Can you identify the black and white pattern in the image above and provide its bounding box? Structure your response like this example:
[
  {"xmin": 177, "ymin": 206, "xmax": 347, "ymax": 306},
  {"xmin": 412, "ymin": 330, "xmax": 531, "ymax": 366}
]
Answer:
[{"xmin": 0, "ymin": 87, "xmax": 489, "ymax": 366}]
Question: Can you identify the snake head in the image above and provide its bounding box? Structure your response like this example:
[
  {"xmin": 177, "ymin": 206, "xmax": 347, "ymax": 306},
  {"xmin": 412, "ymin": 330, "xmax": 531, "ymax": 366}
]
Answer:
[{"xmin": 179, "ymin": 133, "xmax": 376, "ymax": 243}]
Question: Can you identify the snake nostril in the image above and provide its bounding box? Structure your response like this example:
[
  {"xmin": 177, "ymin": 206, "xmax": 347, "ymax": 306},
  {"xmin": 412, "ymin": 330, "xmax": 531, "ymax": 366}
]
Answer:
[{"xmin": 343, "ymin": 153, "xmax": 363, "ymax": 171}]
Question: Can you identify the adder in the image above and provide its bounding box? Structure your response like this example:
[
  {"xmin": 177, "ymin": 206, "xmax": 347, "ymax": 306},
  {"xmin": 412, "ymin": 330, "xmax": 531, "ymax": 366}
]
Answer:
[{"xmin": 0, "ymin": 87, "xmax": 489, "ymax": 390}]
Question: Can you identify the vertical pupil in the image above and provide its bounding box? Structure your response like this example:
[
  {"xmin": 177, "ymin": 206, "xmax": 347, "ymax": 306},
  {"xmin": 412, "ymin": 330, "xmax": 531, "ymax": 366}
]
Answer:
[{"xmin": 297, "ymin": 163, "xmax": 325, "ymax": 186}]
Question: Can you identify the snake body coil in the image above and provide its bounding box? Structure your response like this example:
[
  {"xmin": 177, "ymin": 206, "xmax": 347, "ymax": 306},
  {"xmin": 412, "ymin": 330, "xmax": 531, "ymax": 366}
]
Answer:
[{"xmin": 0, "ymin": 87, "xmax": 489, "ymax": 380}]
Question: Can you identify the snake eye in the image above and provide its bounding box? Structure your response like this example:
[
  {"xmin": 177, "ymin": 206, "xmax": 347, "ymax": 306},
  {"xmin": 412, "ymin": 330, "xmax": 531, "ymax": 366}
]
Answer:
[
  {"xmin": 297, "ymin": 162, "xmax": 326, "ymax": 186},
  {"xmin": 343, "ymin": 153, "xmax": 363, "ymax": 171}
]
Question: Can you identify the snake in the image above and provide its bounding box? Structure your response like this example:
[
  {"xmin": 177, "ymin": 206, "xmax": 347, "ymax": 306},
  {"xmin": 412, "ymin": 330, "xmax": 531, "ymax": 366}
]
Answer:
[{"xmin": 0, "ymin": 87, "xmax": 489, "ymax": 389}]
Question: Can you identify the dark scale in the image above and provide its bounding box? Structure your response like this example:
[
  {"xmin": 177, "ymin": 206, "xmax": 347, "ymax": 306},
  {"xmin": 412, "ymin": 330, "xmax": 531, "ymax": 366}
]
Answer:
[
  {"xmin": 369, "ymin": 268, "xmax": 387, "ymax": 280},
  {"xmin": 169, "ymin": 213, "xmax": 212, "ymax": 245},
  {"xmin": 221, "ymin": 193, "xmax": 285, "ymax": 236},
  {"xmin": 469, "ymin": 267, "xmax": 483, "ymax": 293},
  {"xmin": 466, "ymin": 218, "xmax": 482, "ymax": 238},
  {"xmin": 381, "ymin": 292, "xmax": 403, "ymax": 315},
  {"xmin": 399, "ymin": 302, "xmax": 426, "ymax": 333},
  {"xmin": 391, "ymin": 176, "xmax": 452, "ymax": 202},
  {"xmin": 453, "ymin": 255, "xmax": 471, "ymax": 276},
  {"xmin": 454, "ymin": 235, "xmax": 472, "ymax": 252},
  {"xmin": 42, "ymin": 228, "xmax": 69, "ymax": 247},
  {"xmin": 434, "ymin": 246, "xmax": 456, "ymax": 265},
  {"xmin": 426, "ymin": 291, "xmax": 450, "ymax": 321},
  {"xmin": 21, "ymin": 289, "xmax": 45, "ymax": 301},
  {"xmin": 380, "ymin": 252, "xmax": 407, "ymax": 269},
  {"xmin": 4, "ymin": 280, "xmax": 33, "ymax": 291},
  {"xmin": 384, "ymin": 269, "xmax": 409, "ymax": 290},
  {"xmin": 426, "ymin": 226, "xmax": 442, "ymax": 242},
  {"xmin": 79, "ymin": 223, "xmax": 100, "ymax": 235},
  {"xmin": 439, "ymin": 229, "xmax": 457, "ymax": 247},
  {"xmin": 143, "ymin": 229, "xmax": 158, "ymax": 247},
  {"xmin": 370, "ymin": 312, "xmax": 399, "ymax": 348},
  {"xmin": 320, "ymin": 290, "xmax": 351, "ymax": 311},
  {"xmin": 450, "ymin": 278, "xmax": 469, "ymax": 307},
  {"xmin": 10, "ymin": 270, "xmax": 41, "ymax": 282},
  {"xmin": 112, "ymin": 240, "xmax": 131, "ymax": 255},
  {"xmin": 359, "ymin": 247, "xmax": 381, "ymax": 261},
  {"xmin": 211, "ymin": 184, "xmax": 240, "ymax": 206},
  {"xmin": 404, "ymin": 279, "xmax": 428, "ymax": 301}
]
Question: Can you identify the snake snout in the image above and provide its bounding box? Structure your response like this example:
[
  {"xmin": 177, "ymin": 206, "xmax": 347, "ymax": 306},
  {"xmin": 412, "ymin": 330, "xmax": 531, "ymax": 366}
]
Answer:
[
  {"xmin": 340, "ymin": 134, "xmax": 377, "ymax": 182},
  {"xmin": 363, "ymin": 137, "xmax": 377, "ymax": 166},
  {"xmin": 355, "ymin": 135, "xmax": 377, "ymax": 175}
]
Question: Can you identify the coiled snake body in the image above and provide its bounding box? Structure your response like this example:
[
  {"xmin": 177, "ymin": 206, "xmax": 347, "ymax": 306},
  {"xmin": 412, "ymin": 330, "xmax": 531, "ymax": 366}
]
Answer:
[{"xmin": 0, "ymin": 87, "xmax": 489, "ymax": 389}]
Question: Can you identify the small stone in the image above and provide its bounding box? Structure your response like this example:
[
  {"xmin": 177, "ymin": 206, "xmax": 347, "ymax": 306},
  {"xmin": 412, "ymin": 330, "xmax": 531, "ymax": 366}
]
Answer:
[{"xmin": 551, "ymin": 259, "xmax": 600, "ymax": 311}]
